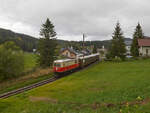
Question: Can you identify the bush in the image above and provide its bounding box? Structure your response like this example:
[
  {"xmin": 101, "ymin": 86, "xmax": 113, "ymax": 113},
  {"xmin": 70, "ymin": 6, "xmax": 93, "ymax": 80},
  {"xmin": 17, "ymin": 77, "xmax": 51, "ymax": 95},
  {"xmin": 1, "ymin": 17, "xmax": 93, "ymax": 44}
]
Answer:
[
  {"xmin": 105, "ymin": 52, "xmax": 112, "ymax": 60},
  {"xmin": 0, "ymin": 41, "xmax": 24, "ymax": 80},
  {"xmin": 141, "ymin": 56, "xmax": 150, "ymax": 60}
]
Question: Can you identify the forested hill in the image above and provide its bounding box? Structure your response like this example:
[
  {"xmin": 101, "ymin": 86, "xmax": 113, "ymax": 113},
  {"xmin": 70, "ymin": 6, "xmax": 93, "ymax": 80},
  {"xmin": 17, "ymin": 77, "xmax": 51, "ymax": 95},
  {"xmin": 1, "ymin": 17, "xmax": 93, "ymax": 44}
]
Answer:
[
  {"xmin": 57, "ymin": 38, "xmax": 132, "ymax": 50},
  {"xmin": 0, "ymin": 28, "xmax": 38, "ymax": 52},
  {"xmin": 0, "ymin": 28, "xmax": 132, "ymax": 52}
]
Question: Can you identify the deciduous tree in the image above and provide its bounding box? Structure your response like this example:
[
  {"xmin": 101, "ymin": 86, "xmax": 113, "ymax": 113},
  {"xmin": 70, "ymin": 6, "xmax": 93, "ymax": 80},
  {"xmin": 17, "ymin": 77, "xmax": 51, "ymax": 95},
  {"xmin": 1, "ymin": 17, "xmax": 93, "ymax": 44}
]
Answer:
[{"xmin": 0, "ymin": 41, "xmax": 24, "ymax": 80}]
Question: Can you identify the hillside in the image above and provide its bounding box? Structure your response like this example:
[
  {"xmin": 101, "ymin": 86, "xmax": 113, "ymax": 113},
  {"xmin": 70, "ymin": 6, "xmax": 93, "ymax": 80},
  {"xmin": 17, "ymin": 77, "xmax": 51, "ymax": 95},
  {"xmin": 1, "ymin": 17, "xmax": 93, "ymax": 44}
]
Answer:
[
  {"xmin": 0, "ymin": 59, "xmax": 150, "ymax": 113},
  {"xmin": 0, "ymin": 28, "xmax": 38, "ymax": 52}
]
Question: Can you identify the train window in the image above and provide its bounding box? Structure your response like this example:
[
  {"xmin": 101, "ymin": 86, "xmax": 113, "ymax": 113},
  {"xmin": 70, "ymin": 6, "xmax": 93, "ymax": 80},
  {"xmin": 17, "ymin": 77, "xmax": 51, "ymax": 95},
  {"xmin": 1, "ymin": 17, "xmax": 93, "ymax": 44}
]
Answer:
[
  {"xmin": 54, "ymin": 63, "xmax": 61, "ymax": 67},
  {"xmin": 75, "ymin": 60, "xmax": 77, "ymax": 63}
]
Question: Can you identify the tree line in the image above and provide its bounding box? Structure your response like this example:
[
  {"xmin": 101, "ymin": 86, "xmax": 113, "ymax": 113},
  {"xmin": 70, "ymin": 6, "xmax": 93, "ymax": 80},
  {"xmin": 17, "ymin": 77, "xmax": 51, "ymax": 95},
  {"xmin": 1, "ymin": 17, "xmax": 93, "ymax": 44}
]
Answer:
[{"xmin": 107, "ymin": 22, "xmax": 144, "ymax": 60}]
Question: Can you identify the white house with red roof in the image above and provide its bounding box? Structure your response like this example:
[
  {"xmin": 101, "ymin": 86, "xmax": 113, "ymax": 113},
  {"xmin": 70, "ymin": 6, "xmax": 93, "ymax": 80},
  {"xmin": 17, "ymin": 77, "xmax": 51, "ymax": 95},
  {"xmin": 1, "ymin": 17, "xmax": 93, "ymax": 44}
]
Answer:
[{"xmin": 138, "ymin": 37, "xmax": 150, "ymax": 56}]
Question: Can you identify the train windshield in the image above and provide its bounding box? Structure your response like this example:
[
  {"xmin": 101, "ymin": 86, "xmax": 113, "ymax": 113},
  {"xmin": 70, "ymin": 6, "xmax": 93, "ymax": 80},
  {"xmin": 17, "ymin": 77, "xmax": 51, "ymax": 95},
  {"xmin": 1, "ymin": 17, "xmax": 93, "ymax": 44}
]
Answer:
[{"xmin": 54, "ymin": 63, "xmax": 61, "ymax": 67}]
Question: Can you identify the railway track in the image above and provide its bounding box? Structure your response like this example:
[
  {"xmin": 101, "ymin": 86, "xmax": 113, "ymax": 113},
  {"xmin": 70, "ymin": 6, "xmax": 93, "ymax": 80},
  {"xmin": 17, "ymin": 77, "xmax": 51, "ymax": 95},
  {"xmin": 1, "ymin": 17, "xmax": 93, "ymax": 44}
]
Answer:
[
  {"xmin": 0, "ymin": 77, "xmax": 57, "ymax": 99},
  {"xmin": 0, "ymin": 61, "xmax": 100, "ymax": 99}
]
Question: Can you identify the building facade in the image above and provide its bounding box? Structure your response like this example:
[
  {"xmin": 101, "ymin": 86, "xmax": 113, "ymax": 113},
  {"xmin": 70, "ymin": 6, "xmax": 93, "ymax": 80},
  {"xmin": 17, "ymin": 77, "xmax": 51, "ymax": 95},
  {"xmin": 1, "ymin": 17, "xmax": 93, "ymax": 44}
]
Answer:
[
  {"xmin": 125, "ymin": 40, "xmax": 132, "ymax": 55},
  {"xmin": 61, "ymin": 48, "xmax": 77, "ymax": 59},
  {"xmin": 138, "ymin": 38, "xmax": 150, "ymax": 56}
]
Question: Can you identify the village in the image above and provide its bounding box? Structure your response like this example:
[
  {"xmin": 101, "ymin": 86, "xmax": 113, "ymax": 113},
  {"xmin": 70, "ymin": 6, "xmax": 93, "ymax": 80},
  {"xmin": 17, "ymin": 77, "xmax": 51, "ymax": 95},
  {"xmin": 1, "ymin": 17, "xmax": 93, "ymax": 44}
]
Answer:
[{"xmin": 59, "ymin": 36, "xmax": 150, "ymax": 59}]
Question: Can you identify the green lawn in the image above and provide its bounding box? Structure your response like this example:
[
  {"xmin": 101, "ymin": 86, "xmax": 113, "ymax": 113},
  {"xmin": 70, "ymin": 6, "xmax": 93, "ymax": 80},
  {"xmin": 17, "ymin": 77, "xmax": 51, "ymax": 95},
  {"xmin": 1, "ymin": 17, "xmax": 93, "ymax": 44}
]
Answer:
[
  {"xmin": 1, "ymin": 59, "xmax": 150, "ymax": 113},
  {"xmin": 24, "ymin": 53, "xmax": 38, "ymax": 71}
]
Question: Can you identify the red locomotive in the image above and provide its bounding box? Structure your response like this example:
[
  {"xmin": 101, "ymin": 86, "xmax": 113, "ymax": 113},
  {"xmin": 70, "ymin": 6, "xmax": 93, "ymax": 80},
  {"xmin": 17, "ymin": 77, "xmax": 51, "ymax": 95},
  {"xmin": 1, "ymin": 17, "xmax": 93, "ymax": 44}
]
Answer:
[{"xmin": 53, "ymin": 53, "xmax": 99, "ymax": 75}]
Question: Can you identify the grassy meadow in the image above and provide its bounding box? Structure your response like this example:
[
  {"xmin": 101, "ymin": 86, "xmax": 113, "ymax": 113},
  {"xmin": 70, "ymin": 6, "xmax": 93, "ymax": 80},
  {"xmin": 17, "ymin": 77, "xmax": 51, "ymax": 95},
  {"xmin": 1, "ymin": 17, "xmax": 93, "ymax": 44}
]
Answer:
[
  {"xmin": 1, "ymin": 59, "xmax": 150, "ymax": 113},
  {"xmin": 24, "ymin": 53, "xmax": 38, "ymax": 71}
]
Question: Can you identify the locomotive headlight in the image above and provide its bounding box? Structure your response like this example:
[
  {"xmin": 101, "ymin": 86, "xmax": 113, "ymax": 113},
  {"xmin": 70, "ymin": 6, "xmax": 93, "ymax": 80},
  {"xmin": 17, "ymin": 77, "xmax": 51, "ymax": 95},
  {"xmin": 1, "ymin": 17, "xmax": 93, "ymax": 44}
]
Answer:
[{"xmin": 83, "ymin": 59, "xmax": 85, "ymax": 63}]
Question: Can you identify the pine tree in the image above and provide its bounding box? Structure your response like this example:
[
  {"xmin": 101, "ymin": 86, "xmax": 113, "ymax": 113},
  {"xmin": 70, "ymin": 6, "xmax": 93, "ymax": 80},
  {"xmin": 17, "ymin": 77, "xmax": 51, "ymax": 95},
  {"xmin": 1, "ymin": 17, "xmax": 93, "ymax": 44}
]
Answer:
[
  {"xmin": 130, "ymin": 23, "xmax": 144, "ymax": 57},
  {"xmin": 110, "ymin": 22, "xmax": 126, "ymax": 60},
  {"xmin": 38, "ymin": 18, "xmax": 57, "ymax": 67}
]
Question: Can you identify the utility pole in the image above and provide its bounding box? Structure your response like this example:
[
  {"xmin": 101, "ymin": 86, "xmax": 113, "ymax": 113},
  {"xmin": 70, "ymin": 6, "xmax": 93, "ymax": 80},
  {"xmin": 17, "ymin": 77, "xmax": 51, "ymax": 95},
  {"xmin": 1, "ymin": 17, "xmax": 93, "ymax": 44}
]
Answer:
[
  {"xmin": 83, "ymin": 34, "xmax": 85, "ymax": 50},
  {"xmin": 82, "ymin": 34, "xmax": 86, "ymax": 64}
]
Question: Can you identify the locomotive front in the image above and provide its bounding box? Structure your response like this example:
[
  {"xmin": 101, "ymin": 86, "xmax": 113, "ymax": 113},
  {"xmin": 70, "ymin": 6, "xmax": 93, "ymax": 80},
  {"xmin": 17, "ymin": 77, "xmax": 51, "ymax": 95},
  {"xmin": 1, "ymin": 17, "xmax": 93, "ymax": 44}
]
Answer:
[
  {"xmin": 53, "ymin": 60, "xmax": 64, "ymax": 73},
  {"xmin": 53, "ymin": 59, "xmax": 79, "ymax": 75}
]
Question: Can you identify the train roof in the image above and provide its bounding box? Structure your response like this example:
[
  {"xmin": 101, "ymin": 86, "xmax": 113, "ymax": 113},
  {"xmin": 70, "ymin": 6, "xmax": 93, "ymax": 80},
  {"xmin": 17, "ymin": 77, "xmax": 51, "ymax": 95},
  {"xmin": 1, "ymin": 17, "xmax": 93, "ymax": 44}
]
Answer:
[
  {"xmin": 54, "ymin": 59, "xmax": 75, "ymax": 63},
  {"xmin": 79, "ymin": 53, "xmax": 99, "ymax": 59}
]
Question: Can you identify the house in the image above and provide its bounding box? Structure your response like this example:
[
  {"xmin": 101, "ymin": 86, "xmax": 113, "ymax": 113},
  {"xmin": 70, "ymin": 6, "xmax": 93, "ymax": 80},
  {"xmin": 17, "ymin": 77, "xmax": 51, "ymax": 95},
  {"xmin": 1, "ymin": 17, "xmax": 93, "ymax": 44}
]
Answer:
[
  {"xmin": 138, "ymin": 38, "xmax": 150, "ymax": 56},
  {"xmin": 125, "ymin": 39, "xmax": 132, "ymax": 55},
  {"xmin": 60, "ymin": 48, "xmax": 81, "ymax": 59},
  {"xmin": 97, "ymin": 46, "xmax": 107, "ymax": 59}
]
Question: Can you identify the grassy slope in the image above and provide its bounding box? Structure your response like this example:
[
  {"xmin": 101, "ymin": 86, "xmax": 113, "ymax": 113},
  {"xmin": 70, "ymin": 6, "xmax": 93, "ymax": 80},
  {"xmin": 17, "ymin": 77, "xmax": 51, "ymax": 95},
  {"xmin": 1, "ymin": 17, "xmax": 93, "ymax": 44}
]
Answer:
[{"xmin": 1, "ymin": 60, "xmax": 150, "ymax": 113}]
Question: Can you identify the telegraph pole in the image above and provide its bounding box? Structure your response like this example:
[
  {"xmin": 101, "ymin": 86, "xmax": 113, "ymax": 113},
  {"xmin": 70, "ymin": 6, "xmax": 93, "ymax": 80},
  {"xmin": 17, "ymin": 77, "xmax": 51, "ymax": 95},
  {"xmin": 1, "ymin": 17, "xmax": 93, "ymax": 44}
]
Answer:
[
  {"xmin": 83, "ymin": 34, "xmax": 85, "ymax": 64},
  {"xmin": 83, "ymin": 34, "xmax": 85, "ymax": 50}
]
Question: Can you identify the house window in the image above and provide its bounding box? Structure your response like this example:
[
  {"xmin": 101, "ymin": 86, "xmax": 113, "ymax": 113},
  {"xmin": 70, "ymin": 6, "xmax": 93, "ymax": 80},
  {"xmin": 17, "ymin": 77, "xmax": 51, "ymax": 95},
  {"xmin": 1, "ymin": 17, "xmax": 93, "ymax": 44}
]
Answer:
[{"xmin": 66, "ymin": 52, "xmax": 69, "ymax": 56}]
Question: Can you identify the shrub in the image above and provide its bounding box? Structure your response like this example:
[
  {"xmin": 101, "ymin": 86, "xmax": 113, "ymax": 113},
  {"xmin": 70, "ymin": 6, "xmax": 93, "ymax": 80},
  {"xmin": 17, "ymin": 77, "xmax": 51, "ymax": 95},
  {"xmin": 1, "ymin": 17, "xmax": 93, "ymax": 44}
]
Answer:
[
  {"xmin": 105, "ymin": 52, "xmax": 112, "ymax": 60},
  {"xmin": 0, "ymin": 41, "xmax": 24, "ymax": 80},
  {"xmin": 141, "ymin": 56, "xmax": 150, "ymax": 60}
]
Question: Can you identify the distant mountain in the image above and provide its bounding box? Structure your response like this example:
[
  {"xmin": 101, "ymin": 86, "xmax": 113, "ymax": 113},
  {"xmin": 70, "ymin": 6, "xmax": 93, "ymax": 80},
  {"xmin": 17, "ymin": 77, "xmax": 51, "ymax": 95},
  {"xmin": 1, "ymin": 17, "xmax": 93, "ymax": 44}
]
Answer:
[
  {"xmin": 0, "ymin": 28, "xmax": 38, "ymax": 52},
  {"xmin": 0, "ymin": 28, "xmax": 132, "ymax": 52}
]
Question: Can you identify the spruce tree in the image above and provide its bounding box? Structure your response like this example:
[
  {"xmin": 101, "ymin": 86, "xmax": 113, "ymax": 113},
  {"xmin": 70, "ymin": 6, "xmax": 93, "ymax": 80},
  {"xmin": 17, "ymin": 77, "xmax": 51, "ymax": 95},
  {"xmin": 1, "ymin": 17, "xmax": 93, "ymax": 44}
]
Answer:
[
  {"xmin": 130, "ymin": 23, "xmax": 144, "ymax": 57},
  {"xmin": 110, "ymin": 22, "xmax": 126, "ymax": 60},
  {"xmin": 38, "ymin": 18, "xmax": 57, "ymax": 67}
]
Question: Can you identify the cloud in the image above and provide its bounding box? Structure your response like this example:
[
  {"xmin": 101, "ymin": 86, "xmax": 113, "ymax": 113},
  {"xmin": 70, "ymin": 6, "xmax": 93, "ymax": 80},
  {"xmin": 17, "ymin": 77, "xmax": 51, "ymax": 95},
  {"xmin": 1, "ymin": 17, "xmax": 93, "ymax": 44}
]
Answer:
[{"xmin": 0, "ymin": 0, "xmax": 150, "ymax": 40}]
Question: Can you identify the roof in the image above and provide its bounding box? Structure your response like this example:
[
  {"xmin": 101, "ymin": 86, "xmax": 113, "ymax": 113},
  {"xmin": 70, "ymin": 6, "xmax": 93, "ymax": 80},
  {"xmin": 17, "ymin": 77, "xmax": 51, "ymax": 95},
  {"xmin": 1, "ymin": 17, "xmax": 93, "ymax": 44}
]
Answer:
[
  {"xmin": 61, "ymin": 48, "xmax": 78, "ymax": 55},
  {"xmin": 80, "ymin": 49, "xmax": 91, "ymax": 55},
  {"xmin": 54, "ymin": 59, "xmax": 75, "ymax": 63},
  {"xmin": 138, "ymin": 38, "xmax": 150, "ymax": 47},
  {"xmin": 79, "ymin": 53, "xmax": 99, "ymax": 59}
]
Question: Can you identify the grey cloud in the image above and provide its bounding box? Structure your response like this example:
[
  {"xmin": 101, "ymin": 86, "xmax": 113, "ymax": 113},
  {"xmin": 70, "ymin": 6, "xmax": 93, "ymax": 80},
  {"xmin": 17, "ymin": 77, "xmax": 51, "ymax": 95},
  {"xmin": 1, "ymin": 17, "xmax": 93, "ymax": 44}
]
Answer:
[{"xmin": 0, "ymin": 0, "xmax": 150, "ymax": 40}]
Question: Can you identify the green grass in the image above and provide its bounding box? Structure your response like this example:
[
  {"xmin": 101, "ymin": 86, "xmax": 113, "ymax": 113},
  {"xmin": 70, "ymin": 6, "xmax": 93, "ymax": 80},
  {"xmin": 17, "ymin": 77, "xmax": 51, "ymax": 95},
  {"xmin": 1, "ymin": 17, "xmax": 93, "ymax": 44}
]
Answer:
[
  {"xmin": 1, "ymin": 59, "xmax": 150, "ymax": 113},
  {"xmin": 0, "ymin": 74, "xmax": 53, "ymax": 95},
  {"xmin": 24, "ymin": 53, "xmax": 38, "ymax": 71}
]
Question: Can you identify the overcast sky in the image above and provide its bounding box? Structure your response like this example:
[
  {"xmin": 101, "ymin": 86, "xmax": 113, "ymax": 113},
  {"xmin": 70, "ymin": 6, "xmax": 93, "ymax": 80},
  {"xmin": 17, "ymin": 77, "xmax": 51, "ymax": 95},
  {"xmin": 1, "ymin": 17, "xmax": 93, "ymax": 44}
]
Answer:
[{"xmin": 0, "ymin": 0, "xmax": 150, "ymax": 41}]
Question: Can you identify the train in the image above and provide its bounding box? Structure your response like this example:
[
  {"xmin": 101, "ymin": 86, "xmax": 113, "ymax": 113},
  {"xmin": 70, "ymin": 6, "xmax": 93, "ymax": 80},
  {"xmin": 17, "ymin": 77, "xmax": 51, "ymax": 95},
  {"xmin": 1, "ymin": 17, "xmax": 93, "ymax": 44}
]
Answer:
[{"xmin": 53, "ymin": 53, "xmax": 99, "ymax": 75}]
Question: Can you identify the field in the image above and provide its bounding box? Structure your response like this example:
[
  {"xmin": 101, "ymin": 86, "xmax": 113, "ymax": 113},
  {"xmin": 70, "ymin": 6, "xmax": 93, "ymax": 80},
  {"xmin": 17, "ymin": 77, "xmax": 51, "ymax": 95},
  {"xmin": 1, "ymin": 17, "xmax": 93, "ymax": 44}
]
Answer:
[
  {"xmin": 24, "ymin": 53, "xmax": 38, "ymax": 71},
  {"xmin": 1, "ymin": 59, "xmax": 150, "ymax": 113}
]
